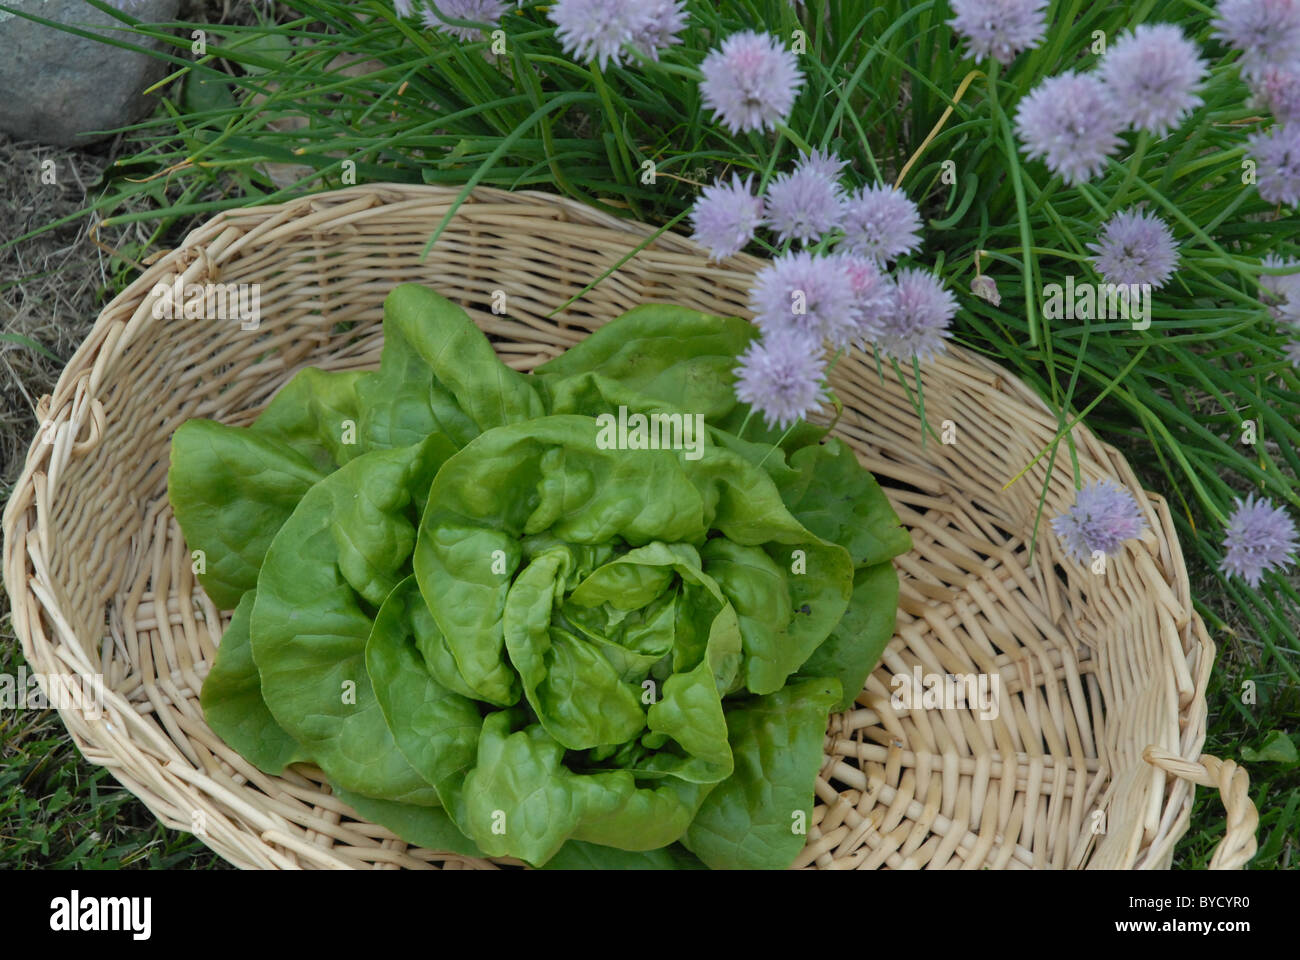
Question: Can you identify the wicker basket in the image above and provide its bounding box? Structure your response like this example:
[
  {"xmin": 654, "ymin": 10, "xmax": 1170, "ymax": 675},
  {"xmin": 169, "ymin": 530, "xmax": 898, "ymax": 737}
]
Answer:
[{"xmin": 3, "ymin": 184, "xmax": 1258, "ymax": 870}]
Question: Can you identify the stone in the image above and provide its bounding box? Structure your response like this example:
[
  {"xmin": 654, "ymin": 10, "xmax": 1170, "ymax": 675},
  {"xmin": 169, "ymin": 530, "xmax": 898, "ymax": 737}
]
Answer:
[{"xmin": 0, "ymin": 0, "xmax": 180, "ymax": 147}]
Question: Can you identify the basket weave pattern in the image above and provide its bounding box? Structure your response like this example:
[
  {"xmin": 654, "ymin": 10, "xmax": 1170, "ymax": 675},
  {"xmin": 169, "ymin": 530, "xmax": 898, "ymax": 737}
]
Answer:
[{"xmin": 3, "ymin": 185, "xmax": 1257, "ymax": 869}]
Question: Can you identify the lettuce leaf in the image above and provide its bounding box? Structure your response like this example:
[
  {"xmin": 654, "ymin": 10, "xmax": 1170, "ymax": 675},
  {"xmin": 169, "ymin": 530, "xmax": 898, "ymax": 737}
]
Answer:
[{"xmin": 684, "ymin": 678, "xmax": 840, "ymax": 870}]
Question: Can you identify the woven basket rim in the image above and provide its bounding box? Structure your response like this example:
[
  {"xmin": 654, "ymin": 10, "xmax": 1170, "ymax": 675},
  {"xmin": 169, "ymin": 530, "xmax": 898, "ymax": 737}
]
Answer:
[{"xmin": 1, "ymin": 183, "xmax": 1259, "ymax": 869}]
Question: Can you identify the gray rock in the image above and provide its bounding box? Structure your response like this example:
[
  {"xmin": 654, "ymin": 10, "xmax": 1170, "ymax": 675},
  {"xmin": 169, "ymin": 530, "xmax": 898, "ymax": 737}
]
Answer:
[{"xmin": 0, "ymin": 0, "xmax": 179, "ymax": 146}]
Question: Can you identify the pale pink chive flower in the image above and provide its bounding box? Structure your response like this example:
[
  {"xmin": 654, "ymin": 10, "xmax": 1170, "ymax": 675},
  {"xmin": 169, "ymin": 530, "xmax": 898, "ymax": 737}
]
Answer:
[
  {"xmin": 1052, "ymin": 479, "xmax": 1148, "ymax": 563},
  {"xmin": 874, "ymin": 268, "xmax": 956, "ymax": 363},
  {"xmin": 548, "ymin": 0, "xmax": 651, "ymax": 68},
  {"xmin": 689, "ymin": 174, "xmax": 764, "ymax": 262},
  {"xmin": 1251, "ymin": 64, "xmax": 1300, "ymax": 124},
  {"xmin": 748, "ymin": 251, "xmax": 859, "ymax": 344},
  {"xmin": 970, "ymin": 274, "xmax": 1001, "ymax": 306},
  {"xmin": 631, "ymin": 0, "xmax": 687, "ymax": 60},
  {"xmin": 838, "ymin": 183, "xmax": 923, "ymax": 265},
  {"xmin": 700, "ymin": 31, "xmax": 804, "ymax": 134},
  {"xmin": 1015, "ymin": 72, "xmax": 1125, "ymax": 185},
  {"xmin": 1248, "ymin": 124, "xmax": 1300, "ymax": 207},
  {"xmin": 947, "ymin": 0, "xmax": 1049, "ymax": 64},
  {"xmin": 1284, "ymin": 340, "xmax": 1300, "ymax": 367},
  {"xmin": 1260, "ymin": 254, "xmax": 1300, "ymax": 324},
  {"xmin": 1100, "ymin": 24, "xmax": 1206, "ymax": 136},
  {"xmin": 1088, "ymin": 209, "xmax": 1180, "ymax": 289},
  {"xmin": 836, "ymin": 254, "xmax": 899, "ymax": 346},
  {"xmin": 733, "ymin": 334, "xmax": 828, "ymax": 430},
  {"xmin": 1220, "ymin": 494, "xmax": 1299, "ymax": 586},
  {"xmin": 1213, "ymin": 0, "xmax": 1300, "ymax": 76},
  {"xmin": 394, "ymin": 0, "xmax": 414, "ymax": 16},
  {"xmin": 765, "ymin": 153, "xmax": 846, "ymax": 246},
  {"xmin": 422, "ymin": 0, "xmax": 509, "ymax": 40}
]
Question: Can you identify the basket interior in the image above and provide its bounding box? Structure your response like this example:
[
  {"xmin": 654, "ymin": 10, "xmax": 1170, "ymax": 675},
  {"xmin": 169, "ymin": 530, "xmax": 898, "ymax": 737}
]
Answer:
[{"xmin": 13, "ymin": 186, "xmax": 1208, "ymax": 869}]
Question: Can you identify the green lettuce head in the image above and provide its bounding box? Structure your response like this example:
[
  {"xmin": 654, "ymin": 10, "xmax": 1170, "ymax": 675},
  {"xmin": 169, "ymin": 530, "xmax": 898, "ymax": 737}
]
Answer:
[{"xmin": 174, "ymin": 284, "xmax": 910, "ymax": 869}]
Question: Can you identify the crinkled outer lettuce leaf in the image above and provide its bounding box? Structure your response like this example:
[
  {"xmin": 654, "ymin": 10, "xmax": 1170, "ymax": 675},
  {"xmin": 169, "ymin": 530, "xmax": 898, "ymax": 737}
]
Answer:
[
  {"xmin": 684, "ymin": 677, "xmax": 841, "ymax": 869},
  {"xmin": 533, "ymin": 304, "xmax": 755, "ymax": 422},
  {"xmin": 198, "ymin": 590, "xmax": 307, "ymax": 775},
  {"xmin": 250, "ymin": 436, "xmax": 454, "ymax": 806},
  {"xmin": 181, "ymin": 284, "xmax": 910, "ymax": 869}
]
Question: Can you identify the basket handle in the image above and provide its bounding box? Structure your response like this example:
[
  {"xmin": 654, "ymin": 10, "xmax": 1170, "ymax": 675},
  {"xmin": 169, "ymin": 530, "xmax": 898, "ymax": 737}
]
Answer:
[{"xmin": 1143, "ymin": 746, "xmax": 1259, "ymax": 869}]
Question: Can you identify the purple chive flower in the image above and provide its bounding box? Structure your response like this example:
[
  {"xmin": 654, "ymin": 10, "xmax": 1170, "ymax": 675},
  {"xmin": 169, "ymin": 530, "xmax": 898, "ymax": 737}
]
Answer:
[
  {"xmin": 1220, "ymin": 494, "xmax": 1299, "ymax": 586},
  {"xmin": 630, "ymin": 0, "xmax": 687, "ymax": 60},
  {"xmin": 1260, "ymin": 254, "xmax": 1300, "ymax": 324},
  {"xmin": 1015, "ymin": 72, "xmax": 1125, "ymax": 186},
  {"xmin": 1100, "ymin": 24, "xmax": 1206, "ymax": 136},
  {"xmin": 422, "ymin": 0, "xmax": 509, "ymax": 40},
  {"xmin": 1052, "ymin": 479, "xmax": 1148, "ymax": 563},
  {"xmin": 765, "ymin": 153, "xmax": 846, "ymax": 246},
  {"xmin": 689, "ymin": 174, "xmax": 764, "ymax": 261},
  {"xmin": 394, "ymin": 0, "xmax": 414, "ymax": 16},
  {"xmin": 699, "ymin": 31, "xmax": 804, "ymax": 134},
  {"xmin": 874, "ymin": 267, "xmax": 957, "ymax": 362},
  {"xmin": 1088, "ymin": 208, "xmax": 1180, "ymax": 289},
  {"xmin": 1261, "ymin": 254, "xmax": 1300, "ymax": 297},
  {"xmin": 1213, "ymin": 0, "xmax": 1300, "ymax": 76},
  {"xmin": 1283, "ymin": 339, "xmax": 1300, "ymax": 366},
  {"xmin": 733, "ymin": 334, "xmax": 828, "ymax": 430},
  {"xmin": 836, "ymin": 254, "xmax": 899, "ymax": 345},
  {"xmin": 748, "ymin": 251, "xmax": 859, "ymax": 343},
  {"xmin": 838, "ymin": 184, "xmax": 923, "ymax": 265},
  {"xmin": 798, "ymin": 147, "xmax": 849, "ymax": 183},
  {"xmin": 1251, "ymin": 65, "xmax": 1300, "ymax": 124},
  {"xmin": 548, "ymin": 0, "xmax": 651, "ymax": 68},
  {"xmin": 1248, "ymin": 124, "xmax": 1300, "ymax": 207},
  {"xmin": 947, "ymin": 0, "xmax": 1049, "ymax": 64}
]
